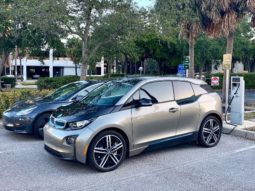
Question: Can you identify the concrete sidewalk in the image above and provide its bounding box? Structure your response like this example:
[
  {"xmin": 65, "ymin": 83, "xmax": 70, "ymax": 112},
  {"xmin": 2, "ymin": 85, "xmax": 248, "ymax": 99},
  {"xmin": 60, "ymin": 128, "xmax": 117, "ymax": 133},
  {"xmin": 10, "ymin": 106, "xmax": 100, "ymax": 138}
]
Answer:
[{"xmin": 222, "ymin": 120, "xmax": 255, "ymax": 140}]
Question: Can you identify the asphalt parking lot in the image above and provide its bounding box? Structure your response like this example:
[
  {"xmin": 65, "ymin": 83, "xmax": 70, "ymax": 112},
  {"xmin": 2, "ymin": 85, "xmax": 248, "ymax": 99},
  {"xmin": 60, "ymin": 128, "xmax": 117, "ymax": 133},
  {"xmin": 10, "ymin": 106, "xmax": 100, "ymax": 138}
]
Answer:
[{"xmin": 0, "ymin": 126, "xmax": 255, "ymax": 191}]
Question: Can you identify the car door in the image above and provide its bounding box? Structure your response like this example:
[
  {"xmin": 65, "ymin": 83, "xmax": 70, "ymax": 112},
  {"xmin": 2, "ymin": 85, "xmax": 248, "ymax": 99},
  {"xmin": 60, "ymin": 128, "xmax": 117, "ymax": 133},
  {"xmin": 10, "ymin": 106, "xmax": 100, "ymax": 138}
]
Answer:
[
  {"xmin": 173, "ymin": 81, "xmax": 200, "ymax": 135},
  {"xmin": 131, "ymin": 81, "xmax": 180, "ymax": 148}
]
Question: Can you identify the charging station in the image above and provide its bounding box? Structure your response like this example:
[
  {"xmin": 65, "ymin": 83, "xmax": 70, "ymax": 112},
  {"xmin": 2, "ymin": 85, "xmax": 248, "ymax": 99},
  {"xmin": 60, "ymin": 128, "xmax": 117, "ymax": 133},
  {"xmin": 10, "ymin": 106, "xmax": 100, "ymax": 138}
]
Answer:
[{"xmin": 230, "ymin": 76, "xmax": 245, "ymax": 125}]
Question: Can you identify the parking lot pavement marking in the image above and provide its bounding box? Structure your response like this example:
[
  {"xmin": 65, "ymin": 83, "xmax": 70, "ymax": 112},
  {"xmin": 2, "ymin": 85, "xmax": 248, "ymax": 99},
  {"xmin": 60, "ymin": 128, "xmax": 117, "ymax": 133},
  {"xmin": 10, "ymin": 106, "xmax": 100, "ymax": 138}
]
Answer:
[{"xmin": 233, "ymin": 145, "xmax": 255, "ymax": 153}]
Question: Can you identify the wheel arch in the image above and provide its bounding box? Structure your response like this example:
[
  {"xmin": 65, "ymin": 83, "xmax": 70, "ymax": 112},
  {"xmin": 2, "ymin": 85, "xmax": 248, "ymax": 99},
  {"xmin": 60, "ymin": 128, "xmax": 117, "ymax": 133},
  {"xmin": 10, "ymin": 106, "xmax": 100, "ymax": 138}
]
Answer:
[
  {"xmin": 88, "ymin": 127, "xmax": 130, "ymax": 158},
  {"xmin": 32, "ymin": 111, "xmax": 53, "ymax": 130},
  {"xmin": 199, "ymin": 112, "xmax": 223, "ymax": 130}
]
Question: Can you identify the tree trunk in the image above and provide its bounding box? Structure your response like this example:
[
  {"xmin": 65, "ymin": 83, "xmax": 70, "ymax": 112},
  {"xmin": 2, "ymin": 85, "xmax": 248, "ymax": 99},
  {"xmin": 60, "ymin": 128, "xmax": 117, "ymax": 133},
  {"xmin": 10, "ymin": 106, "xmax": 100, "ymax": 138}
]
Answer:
[
  {"xmin": 108, "ymin": 61, "xmax": 112, "ymax": 78},
  {"xmin": 222, "ymin": 32, "xmax": 235, "ymax": 103},
  {"xmin": 188, "ymin": 34, "xmax": 195, "ymax": 78},
  {"xmin": 143, "ymin": 58, "xmax": 147, "ymax": 75},
  {"xmin": 81, "ymin": 40, "xmax": 88, "ymax": 80},
  {"xmin": 124, "ymin": 54, "xmax": 128, "ymax": 76},
  {"xmin": 0, "ymin": 51, "xmax": 4, "ymax": 77},
  {"xmin": 75, "ymin": 63, "xmax": 78, "ymax": 76}
]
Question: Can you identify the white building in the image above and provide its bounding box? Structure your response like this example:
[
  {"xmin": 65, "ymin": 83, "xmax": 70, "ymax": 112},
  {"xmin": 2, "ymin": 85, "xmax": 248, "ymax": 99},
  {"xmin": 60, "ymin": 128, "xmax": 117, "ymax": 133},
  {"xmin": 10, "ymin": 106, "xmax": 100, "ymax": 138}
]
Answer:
[{"xmin": 10, "ymin": 50, "xmax": 105, "ymax": 80}]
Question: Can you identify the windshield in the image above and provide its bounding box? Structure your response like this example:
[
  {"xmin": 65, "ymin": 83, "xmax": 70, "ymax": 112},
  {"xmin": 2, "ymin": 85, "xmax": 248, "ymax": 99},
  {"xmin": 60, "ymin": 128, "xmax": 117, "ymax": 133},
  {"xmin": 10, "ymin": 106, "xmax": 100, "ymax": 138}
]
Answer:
[
  {"xmin": 45, "ymin": 82, "xmax": 87, "ymax": 101},
  {"xmin": 82, "ymin": 80, "xmax": 138, "ymax": 106}
]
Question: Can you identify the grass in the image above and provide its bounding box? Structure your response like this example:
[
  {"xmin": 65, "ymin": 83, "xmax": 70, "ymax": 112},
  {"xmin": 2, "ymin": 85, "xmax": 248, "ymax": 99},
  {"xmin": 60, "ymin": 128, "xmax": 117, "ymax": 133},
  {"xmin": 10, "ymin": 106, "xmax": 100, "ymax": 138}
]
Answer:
[
  {"xmin": 244, "ymin": 112, "xmax": 255, "ymax": 132},
  {"xmin": 244, "ymin": 112, "xmax": 255, "ymax": 120}
]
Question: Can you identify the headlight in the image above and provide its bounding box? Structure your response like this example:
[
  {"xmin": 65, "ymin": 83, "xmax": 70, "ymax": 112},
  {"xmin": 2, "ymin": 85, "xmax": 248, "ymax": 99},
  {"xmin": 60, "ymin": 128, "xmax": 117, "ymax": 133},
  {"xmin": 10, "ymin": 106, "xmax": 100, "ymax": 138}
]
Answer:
[
  {"xmin": 68, "ymin": 120, "xmax": 91, "ymax": 130},
  {"xmin": 16, "ymin": 106, "xmax": 37, "ymax": 116}
]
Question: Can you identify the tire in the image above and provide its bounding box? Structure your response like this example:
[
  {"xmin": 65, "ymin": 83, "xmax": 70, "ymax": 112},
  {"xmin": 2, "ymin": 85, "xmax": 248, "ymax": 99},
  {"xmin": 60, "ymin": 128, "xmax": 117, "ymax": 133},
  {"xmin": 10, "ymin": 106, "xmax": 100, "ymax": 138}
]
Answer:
[
  {"xmin": 88, "ymin": 130, "xmax": 127, "ymax": 172},
  {"xmin": 198, "ymin": 116, "xmax": 222, "ymax": 147},
  {"xmin": 33, "ymin": 113, "xmax": 51, "ymax": 139}
]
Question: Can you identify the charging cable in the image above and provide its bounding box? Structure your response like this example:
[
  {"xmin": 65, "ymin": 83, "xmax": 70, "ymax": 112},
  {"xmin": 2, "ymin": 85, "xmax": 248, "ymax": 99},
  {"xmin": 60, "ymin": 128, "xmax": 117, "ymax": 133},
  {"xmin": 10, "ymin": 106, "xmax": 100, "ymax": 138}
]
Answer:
[{"xmin": 224, "ymin": 84, "xmax": 240, "ymax": 134}]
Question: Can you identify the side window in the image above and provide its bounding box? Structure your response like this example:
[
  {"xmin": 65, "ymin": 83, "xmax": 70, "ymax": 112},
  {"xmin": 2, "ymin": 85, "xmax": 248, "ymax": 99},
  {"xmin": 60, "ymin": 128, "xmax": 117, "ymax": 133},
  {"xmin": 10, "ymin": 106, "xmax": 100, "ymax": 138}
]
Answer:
[
  {"xmin": 123, "ymin": 81, "xmax": 174, "ymax": 108},
  {"xmin": 192, "ymin": 84, "xmax": 215, "ymax": 96},
  {"xmin": 140, "ymin": 81, "xmax": 174, "ymax": 103},
  {"xmin": 173, "ymin": 81, "xmax": 195, "ymax": 105}
]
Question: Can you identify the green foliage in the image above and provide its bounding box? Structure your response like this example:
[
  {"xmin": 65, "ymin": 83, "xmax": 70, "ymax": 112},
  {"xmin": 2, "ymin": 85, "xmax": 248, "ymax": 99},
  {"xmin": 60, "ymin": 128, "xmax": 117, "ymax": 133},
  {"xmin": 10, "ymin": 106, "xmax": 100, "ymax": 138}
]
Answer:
[
  {"xmin": 195, "ymin": 35, "xmax": 226, "ymax": 70},
  {"xmin": 0, "ymin": 89, "xmax": 52, "ymax": 118},
  {"xmin": 37, "ymin": 76, "xmax": 80, "ymax": 90},
  {"xmin": 66, "ymin": 38, "xmax": 82, "ymax": 64},
  {"xmin": 0, "ymin": 77, "xmax": 16, "ymax": 88}
]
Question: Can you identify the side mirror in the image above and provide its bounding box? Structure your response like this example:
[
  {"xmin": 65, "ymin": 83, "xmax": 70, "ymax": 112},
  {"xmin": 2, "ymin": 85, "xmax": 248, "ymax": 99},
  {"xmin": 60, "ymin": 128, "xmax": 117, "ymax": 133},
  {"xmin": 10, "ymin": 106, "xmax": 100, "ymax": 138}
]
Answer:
[
  {"xmin": 135, "ymin": 98, "xmax": 153, "ymax": 108},
  {"xmin": 71, "ymin": 95, "xmax": 83, "ymax": 102}
]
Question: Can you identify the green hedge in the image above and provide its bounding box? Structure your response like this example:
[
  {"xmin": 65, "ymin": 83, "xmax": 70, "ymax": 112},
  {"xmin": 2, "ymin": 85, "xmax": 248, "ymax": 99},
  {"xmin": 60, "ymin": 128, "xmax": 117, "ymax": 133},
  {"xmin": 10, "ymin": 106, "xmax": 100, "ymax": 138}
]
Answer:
[
  {"xmin": 37, "ymin": 75, "xmax": 80, "ymax": 90},
  {"xmin": 206, "ymin": 73, "xmax": 255, "ymax": 89},
  {"xmin": 0, "ymin": 77, "xmax": 16, "ymax": 88},
  {"xmin": 37, "ymin": 74, "xmax": 126, "ymax": 90},
  {"xmin": 0, "ymin": 89, "xmax": 52, "ymax": 118}
]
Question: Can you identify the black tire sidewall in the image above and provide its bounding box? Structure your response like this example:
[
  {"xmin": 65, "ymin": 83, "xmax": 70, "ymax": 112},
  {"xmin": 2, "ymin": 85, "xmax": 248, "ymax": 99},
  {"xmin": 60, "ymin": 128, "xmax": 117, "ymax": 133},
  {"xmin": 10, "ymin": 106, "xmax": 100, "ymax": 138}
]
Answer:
[
  {"xmin": 88, "ymin": 130, "xmax": 127, "ymax": 172},
  {"xmin": 198, "ymin": 116, "xmax": 222, "ymax": 147},
  {"xmin": 33, "ymin": 113, "xmax": 51, "ymax": 139}
]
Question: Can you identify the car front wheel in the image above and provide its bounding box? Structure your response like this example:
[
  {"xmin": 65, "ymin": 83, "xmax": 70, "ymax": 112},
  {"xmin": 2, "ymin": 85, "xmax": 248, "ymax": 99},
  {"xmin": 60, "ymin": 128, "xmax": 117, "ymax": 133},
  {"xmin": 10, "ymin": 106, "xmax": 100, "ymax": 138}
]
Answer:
[
  {"xmin": 198, "ymin": 116, "xmax": 222, "ymax": 147},
  {"xmin": 88, "ymin": 130, "xmax": 127, "ymax": 172}
]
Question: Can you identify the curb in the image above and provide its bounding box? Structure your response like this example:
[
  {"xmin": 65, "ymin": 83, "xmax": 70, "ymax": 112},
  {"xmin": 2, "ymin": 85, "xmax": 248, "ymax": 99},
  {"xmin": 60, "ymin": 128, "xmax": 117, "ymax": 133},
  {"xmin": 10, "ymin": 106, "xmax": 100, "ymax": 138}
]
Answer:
[{"xmin": 222, "ymin": 126, "xmax": 255, "ymax": 141}]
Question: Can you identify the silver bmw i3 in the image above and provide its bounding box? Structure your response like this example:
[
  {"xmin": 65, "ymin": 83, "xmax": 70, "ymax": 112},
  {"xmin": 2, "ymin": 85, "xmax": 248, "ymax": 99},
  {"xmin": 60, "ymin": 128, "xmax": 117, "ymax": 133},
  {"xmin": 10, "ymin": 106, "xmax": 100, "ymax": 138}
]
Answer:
[{"xmin": 44, "ymin": 77, "xmax": 222, "ymax": 172}]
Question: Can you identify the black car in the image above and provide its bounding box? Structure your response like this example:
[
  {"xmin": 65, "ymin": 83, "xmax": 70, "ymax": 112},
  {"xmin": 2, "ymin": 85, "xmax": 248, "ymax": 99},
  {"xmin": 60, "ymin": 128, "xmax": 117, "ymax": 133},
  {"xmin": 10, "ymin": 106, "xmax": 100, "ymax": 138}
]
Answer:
[{"xmin": 3, "ymin": 81, "xmax": 102, "ymax": 138}]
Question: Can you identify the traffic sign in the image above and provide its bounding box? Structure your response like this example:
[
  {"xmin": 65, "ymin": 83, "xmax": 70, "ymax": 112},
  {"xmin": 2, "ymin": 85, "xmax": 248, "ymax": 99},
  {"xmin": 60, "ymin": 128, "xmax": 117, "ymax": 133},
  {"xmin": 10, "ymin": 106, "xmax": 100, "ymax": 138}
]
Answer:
[
  {"xmin": 211, "ymin": 76, "xmax": 220, "ymax": 86},
  {"xmin": 178, "ymin": 64, "xmax": 186, "ymax": 77},
  {"xmin": 223, "ymin": 54, "xmax": 232, "ymax": 70},
  {"xmin": 183, "ymin": 56, "xmax": 190, "ymax": 69}
]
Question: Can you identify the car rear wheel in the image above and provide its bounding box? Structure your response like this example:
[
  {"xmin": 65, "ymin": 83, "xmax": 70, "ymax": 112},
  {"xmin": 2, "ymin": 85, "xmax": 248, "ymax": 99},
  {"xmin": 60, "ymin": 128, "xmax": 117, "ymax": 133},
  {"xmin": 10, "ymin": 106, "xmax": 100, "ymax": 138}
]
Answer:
[
  {"xmin": 33, "ymin": 113, "xmax": 51, "ymax": 139},
  {"xmin": 88, "ymin": 130, "xmax": 127, "ymax": 172},
  {"xmin": 198, "ymin": 116, "xmax": 222, "ymax": 147}
]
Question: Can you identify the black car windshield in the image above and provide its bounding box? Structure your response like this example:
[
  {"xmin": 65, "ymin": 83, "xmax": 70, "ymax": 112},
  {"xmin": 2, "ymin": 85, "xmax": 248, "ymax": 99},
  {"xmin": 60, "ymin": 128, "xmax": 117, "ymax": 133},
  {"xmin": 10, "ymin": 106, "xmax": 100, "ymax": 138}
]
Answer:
[
  {"xmin": 82, "ymin": 80, "xmax": 138, "ymax": 106},
  {"xmin": 45, "ymin": 82, "xmax": 87, "ymax": 101}
]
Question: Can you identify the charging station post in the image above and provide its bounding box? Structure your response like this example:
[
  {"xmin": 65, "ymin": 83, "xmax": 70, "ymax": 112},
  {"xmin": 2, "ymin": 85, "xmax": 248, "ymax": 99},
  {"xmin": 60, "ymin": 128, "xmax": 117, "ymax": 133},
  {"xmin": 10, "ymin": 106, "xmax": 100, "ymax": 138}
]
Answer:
[
  {"xmin": 230, "ymin": 77, "xmax": 245, "ymax": 125},
  {"xmin": 223, "ymin": 54, "xmax": 232, "ymax": 114}
]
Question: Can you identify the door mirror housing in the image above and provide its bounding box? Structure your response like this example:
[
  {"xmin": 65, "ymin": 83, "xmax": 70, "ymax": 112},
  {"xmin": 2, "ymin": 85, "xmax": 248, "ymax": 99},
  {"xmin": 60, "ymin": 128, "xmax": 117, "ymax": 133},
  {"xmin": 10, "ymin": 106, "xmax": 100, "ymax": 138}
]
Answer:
[
  {"xmin": 135, "ymin": 98, "xmax": 153, "ymax": 108},
  {"xmin": 71, "ymin": 95, "xmax": 84, "ymax": 102}
]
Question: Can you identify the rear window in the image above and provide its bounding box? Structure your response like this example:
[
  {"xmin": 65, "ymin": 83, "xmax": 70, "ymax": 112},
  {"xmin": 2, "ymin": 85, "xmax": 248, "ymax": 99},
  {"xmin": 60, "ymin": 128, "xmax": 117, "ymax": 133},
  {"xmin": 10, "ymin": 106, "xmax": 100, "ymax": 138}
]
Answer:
[{"xmin": 192, "ymin": 84, "xmax": 215, "ymax": 96}]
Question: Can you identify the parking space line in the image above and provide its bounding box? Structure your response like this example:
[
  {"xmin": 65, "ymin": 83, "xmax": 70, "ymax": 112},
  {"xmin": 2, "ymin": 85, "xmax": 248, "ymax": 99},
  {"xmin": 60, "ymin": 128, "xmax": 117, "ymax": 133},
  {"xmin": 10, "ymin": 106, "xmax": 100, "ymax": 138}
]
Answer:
[{"xmin": 233, "ymin": 145, "xmax": 255, "ymax": 153}]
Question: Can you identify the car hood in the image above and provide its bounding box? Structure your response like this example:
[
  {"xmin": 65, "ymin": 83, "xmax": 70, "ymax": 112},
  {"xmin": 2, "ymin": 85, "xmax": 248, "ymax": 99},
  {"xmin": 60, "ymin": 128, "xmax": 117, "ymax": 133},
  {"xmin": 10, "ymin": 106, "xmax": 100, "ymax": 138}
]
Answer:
[
  {"xmin": 8, "ymin": 97, "xmax": 57, "ymax": 112},
  {"xmin": 52, "ymin": 102, "xmax": 115, "ymax": 122}
]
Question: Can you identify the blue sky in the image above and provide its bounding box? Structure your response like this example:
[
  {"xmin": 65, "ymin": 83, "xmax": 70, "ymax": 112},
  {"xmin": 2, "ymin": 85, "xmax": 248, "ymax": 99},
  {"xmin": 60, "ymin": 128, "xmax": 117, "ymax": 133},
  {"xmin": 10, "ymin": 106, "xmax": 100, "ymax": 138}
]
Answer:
[{"xmin": 135, "ymin": 0, "xmax": 155, "ymax": 8}]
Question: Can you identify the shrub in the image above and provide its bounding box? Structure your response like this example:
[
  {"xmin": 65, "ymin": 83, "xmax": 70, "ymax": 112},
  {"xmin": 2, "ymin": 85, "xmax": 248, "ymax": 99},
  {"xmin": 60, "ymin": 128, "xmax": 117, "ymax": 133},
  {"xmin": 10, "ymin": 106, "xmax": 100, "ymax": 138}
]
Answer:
[
  {"xmin": 37, "ymin": 75, "xmax": 80, "ymax": 90},
  {"xmin": 0, "ymin": 89, "xmax": 52, "ymax": 118},
  {"xmin": 206, "ymin": 72, "xmax": 255, "ymax": 89},
  {"xmin": 0, "ymin": 77, "xmax": 16, "ymax": 88}
]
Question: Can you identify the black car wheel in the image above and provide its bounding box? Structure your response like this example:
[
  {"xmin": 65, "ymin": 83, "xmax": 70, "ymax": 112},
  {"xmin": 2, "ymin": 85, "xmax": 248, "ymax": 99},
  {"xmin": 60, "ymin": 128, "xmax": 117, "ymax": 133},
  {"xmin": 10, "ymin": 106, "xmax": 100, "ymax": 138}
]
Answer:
[
  {"xmin": 198, "ymin": 116, "xmax": 222, "ymax": 147},
  {"xmin": 33, "ymin": 113, "xmax": 51, "ymax": 139},
  {"xmin": 88, "ymin": 130, "xmax": 127, "ymax": 172}
]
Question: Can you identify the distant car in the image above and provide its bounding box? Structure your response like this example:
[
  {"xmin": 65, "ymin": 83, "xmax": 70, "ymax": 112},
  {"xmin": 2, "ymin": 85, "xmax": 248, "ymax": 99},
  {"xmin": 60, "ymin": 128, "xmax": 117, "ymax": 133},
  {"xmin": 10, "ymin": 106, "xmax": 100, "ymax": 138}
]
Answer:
[
  {"xmin": 44, "ymin": 77, "xmax": 222, "ymax": 172},
  {"xmin": 3, "ymin": 81, "xmax": 102, "ymax": 138}
]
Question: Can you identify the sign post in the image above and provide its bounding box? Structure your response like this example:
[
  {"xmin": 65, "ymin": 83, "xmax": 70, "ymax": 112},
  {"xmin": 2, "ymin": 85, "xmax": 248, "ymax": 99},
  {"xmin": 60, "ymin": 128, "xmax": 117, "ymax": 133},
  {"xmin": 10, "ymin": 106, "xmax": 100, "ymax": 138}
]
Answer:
[
  {"xmin": 183, "ymin": 56, "xmax": 190, "ymax": 78},
  {"xmin": 223, "ymin": 54, "xmax": 232, "ymax": 114}
]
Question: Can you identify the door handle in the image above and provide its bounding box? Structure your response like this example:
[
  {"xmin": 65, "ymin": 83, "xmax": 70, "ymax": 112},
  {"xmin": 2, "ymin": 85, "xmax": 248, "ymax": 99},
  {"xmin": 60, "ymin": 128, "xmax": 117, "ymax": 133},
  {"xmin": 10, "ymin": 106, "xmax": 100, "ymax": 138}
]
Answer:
[{"xmin": 169, "ymin": 108, "xmax": 179, "ymax": 113}]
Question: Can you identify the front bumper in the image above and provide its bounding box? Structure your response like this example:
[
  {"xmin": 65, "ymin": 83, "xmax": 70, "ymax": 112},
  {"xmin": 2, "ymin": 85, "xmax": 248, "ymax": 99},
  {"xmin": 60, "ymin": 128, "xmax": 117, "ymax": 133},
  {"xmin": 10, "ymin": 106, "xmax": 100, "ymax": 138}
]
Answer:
[
  {"xmin": 3, "ymin": 112, "xmax": 33, "ymax": 134},
  {"xmin": 44, "ymin": 123, "xmax": 94, "ymax": 164}
]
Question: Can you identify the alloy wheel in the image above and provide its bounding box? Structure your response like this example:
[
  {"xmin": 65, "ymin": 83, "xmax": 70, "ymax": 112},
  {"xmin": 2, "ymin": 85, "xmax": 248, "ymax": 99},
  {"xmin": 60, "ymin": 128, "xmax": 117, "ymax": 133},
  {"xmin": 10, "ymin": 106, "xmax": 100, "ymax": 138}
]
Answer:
[
  {"xmin": 93, "ymin": 134, "xmax": 125, "ymax": 170},
  {"xmin": 202, "ymin": 118, "xmax": 221, "ymax": 146}
]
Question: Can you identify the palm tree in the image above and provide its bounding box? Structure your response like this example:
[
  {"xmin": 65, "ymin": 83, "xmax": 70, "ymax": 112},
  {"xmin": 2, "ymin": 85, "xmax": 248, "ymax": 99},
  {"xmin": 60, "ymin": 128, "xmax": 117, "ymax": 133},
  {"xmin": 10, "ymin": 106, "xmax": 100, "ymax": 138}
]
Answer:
[
  {"xmin": 195, "ymin": 0, "xmax": 254, "ymax": 102},
  {"xmin": 155, "ymin": 0, "xmax": 202, "ymax": 78}
]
